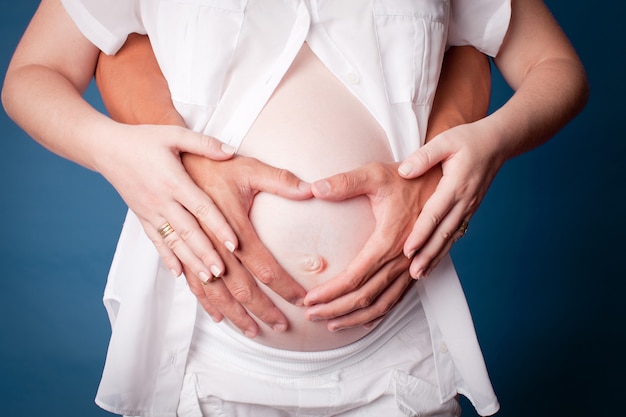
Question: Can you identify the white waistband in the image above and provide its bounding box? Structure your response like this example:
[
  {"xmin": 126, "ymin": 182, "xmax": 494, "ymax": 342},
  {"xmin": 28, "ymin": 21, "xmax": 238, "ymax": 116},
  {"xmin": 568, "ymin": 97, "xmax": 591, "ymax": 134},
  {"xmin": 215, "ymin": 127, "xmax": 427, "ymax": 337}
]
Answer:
[{"xmin": 189, "ymin": 286, "xmax": 425, "ymax": 378}]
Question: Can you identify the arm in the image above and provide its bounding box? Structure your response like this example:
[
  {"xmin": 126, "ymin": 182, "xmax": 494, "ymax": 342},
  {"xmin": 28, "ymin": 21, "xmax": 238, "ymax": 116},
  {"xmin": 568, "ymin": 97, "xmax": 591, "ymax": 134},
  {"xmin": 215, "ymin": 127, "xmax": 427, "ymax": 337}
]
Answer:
[
  {"xmin": 1, "ymin": 0, "xmax": 248, "ymax": 318},
  {"xmin": 95, "ymin": 34, "xmax": 310, "ymax": 336},
  {"xmin": 425, "ymin": 46, "xmax": 491, "ymax": 141},
  {"xmin": 95, "ymin": 33, "xmax": 185, "ymax": 127},
  {"xmin": 399, "ymin": 0, "xmax": 589, "ymax": 278},
  {"xmin": 304, "ymin": 0, "xmax": 588, "ymax": 326},
  {"xmin": 303, "ymin": 46, "xmax": 492, "ymax": 329}
]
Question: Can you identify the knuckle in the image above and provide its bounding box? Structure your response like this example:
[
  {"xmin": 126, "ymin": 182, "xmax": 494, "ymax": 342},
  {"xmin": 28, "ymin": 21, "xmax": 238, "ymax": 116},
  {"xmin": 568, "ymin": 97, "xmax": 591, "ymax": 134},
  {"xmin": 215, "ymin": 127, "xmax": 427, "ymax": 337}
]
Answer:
[
  {"xmin": 354, "ymin": 293, "xmax": 375, "ymax": 310},
  {"xmin": 345, "ymin": 275, "xmax": 363, "ymax": 291},
  {"xmin": 377, "ymin": 300, "xmax": 394, "ymax": 317},
  {"xmin": 198, "ymin": 250, "xmax": 217, "ymax": 266},
  {"xmin": 429, "ymin": 212, "xmax": 443, "ymax": 228},
  {"xmin": 252, "ymin": 263, "xmax": 277, "ymax": 285},
  {"xmin": 177, "ymin": 227, "xmax": 194, "ymax": 242},
  {"xmin": 253, "ymin": 306, "xmax": 276, "ymax": 323},
  {"xmin": 230, "ymin": 285, "xmax": 254, "ymax": 304},
  {"xmin": 198, "ymin": 133, "xmax": 218, "ymax": 154},
  {"xmin": 195, "ymin": 201, "xmax": 218, "ymax": 220},
  {"xmin": 466, "ymin": 196, "xmax": 479, "ymax": 212},
  {"xmin": 165, "ymin": 236, "xmax": 183, "ymax": 250},
  {"xmin": 205, "ymin": 291, "xmax": 228, "ymax": 307},
  {"xmin": 417, "ymin": 145, "xmax": 437, "ymax": 166},
  {"xmin": 333, "ymin": 173, "xmax": 353, "ymax": 192},
  {"xmin": 275, "ymin": 167, "xmax": 295, "ymax": 184}
]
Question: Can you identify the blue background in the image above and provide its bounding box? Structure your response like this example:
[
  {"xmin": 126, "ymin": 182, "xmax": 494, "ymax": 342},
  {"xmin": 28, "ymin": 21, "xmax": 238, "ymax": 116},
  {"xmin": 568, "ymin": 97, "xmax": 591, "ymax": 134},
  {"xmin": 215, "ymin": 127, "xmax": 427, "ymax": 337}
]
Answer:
[{"xmin": 1, "ymin": 1, "xmax": 624, "ymax": 416}]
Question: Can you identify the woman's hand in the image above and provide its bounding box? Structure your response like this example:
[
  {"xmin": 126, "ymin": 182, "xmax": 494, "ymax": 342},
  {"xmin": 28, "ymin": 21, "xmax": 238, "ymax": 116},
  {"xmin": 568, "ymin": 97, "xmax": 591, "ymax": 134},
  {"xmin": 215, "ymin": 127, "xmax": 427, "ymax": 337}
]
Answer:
[
  {"xmin": 182, "ymin": 153, "xmax": 312, "ymax": 337},
  {"xmin": 398, "ymin": 119, "xmax": 505, "ymax": 278},
  {"xmin": 98, "ymin": 123, "xmax": 313, "ymax": 338},
  {"xmin": 94, "ymin": 33, "xmax": 313, "ymax": 337},
  {"xmin": 300, "ymin": 120, "xmax": 502, "ymax": 330},
  {"xmin": 96, "ymin": 123, "xmax": 241, "ymax": 283},
  {"xmin": 303, "ymin": 161, "xmax": 441, "ymax": 331}
]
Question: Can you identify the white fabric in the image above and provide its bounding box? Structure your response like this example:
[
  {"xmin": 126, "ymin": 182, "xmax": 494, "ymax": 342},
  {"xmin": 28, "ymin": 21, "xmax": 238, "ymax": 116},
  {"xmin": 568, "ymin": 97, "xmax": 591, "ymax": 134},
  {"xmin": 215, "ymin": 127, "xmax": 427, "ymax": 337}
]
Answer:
[
  {"xmin": 179, "ymin": 293, "xmax": 460, "ymax": 416},
  {"xmin": 60, "ymin": 1, "xmax": 511, "ymax": 416}
]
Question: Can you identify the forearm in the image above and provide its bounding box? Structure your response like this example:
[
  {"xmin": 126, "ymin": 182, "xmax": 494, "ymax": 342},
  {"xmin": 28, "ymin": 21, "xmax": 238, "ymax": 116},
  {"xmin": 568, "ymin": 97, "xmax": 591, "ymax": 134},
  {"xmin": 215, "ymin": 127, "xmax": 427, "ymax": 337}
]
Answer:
[
  {"xmin": 484, "ymin": 0, "xmax": 589, "ymax": 163},
  {"xmin": 95, "ymin": 33, "xmax": 185, "ymax": 127},
  {"xmin": 487, "ymin": 56, "xmax": 588, "ymax": 162},
  {"xmin": 1, "ymin": 1, "xmax": 113, "ymax": 172},
  {"xmin": 3, "ymin": 64, "xmax": 115, "ymax": 172},
  {"xmin": 425, "ymin": 46, "xmax": 491, "ymax": 141}
]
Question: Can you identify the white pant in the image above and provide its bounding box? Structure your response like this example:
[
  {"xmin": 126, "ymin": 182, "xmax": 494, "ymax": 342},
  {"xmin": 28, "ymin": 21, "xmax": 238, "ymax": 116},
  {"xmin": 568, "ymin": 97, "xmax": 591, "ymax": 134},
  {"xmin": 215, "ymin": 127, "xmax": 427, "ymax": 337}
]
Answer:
[{"xmin": 177, "ymin": 295, "xmax": 461, "ymax": 417}]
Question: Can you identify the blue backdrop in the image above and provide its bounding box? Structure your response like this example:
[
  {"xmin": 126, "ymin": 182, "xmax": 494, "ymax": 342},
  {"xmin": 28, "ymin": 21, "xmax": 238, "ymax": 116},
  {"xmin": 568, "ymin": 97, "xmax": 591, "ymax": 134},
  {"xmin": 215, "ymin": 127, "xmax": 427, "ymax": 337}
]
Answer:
[{"xmin": 1, "ymin": 1, "xmax": 624, "ymax": 416}]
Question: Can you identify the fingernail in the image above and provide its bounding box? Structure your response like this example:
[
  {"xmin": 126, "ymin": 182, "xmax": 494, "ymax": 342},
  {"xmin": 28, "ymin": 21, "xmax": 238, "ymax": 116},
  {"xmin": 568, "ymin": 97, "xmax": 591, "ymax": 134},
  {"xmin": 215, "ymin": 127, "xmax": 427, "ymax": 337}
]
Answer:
[
  {"xmin": 199, "ymin": 271, "xmax": 211, "ymax": 284},
  {"xmin": 314, "ymin": 180, "xmax": 330, "ymax": 194},
  {"xmin": 405, "ymin": 249, "xmax": 416, "ymax": 259},
  {"xmin": 293, "ymin": 298, "xmax": 305, "ymax": 307},
  {"xmin": 272, "ymin": 323, "xmax": 287, "ymax": 332},
  {"xmin": 243, "ymin": 329, "xmax": 257, "ymax": 338},
  {"xmin": 398, "ymin": 162, "xmax": 413, "ymax": 177},
  {"xmin": 170, "ymin": 269, "xmax": 180, "ymax": 277},
  {"xmin": 224, "ymin": 241, "xmax": 236, "ymax": 252},
  {"xmin": 415, "ymin": 269, "xmax": 429, "ymax": 280},
  {"xmin": 221, "ymin": 143, "xmax": 236, "ymax": 155},
  {"xmin": 309, "ymin": 314, "xmax": 322, "ymax": 322},
  {"xmin": 298, "ymin": 181, "xmax": 311, "ymax": 192},
  {"xmin": 210, "ymin": 265, "xmax": 222, "ymax": 278},
  {"xmin": 329, "ymin": 325, "xmax": 344, "ymax": 332}
]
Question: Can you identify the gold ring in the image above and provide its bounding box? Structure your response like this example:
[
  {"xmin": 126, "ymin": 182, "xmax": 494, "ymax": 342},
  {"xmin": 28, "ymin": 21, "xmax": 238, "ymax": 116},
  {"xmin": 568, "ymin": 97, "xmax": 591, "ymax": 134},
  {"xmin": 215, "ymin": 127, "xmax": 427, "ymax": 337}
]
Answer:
[
  {"xmin": 157, "ymin": 222, "xmax": 175, "ymax": 239},
  {"xmin": 458, "ymin": 220, "xmax": 469, "ymax": 238}
]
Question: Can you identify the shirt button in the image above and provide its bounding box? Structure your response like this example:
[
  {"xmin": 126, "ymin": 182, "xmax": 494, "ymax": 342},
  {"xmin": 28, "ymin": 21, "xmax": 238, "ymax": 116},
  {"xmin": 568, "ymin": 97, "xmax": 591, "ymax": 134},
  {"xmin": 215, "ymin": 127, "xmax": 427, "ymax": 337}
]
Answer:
[
  {"xmin": 345, "ymin": 72, "xmax": 360, "ymax": 85},
  {"xmin": 438, "ymin": 342, "xmax": 448, "ymax": 353}
]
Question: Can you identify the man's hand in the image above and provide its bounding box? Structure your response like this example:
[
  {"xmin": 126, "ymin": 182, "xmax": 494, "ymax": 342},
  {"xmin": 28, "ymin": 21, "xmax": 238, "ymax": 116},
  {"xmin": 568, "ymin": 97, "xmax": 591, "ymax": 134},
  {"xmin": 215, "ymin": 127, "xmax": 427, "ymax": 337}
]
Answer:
[
  {"xmin": 183, "ymin": 153, "xmax": 312, "ymax": 336},
  {"xmin": 300, "ymin": 46, "xmax": 492, "ymax": 329},
  {"xmin": 302, "ymin": 161, "xmax": 441, "ymax": 330}
]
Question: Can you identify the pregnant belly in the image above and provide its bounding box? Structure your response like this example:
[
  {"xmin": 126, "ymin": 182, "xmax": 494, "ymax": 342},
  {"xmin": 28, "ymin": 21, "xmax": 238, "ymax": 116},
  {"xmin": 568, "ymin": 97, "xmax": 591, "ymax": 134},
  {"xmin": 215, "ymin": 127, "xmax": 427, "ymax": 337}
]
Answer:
[{"xmin": 236, "ymin": 43, "xmax": 394, "ymax": 351}]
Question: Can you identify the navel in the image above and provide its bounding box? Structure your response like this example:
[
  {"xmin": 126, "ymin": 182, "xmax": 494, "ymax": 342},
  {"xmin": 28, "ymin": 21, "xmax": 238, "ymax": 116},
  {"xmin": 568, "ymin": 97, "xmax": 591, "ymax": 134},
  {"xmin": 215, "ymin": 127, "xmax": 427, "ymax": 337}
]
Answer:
[{"xmin": 300, "ymin": 254, "xmax": 328, "ymax": 274}]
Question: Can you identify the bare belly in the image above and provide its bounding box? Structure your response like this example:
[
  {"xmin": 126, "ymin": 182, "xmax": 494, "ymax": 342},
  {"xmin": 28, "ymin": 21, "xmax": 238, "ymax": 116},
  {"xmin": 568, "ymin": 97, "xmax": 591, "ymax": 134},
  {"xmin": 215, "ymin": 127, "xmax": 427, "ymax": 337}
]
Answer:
[{"xmin": 236, "ymin": 43, "xmax": 394, "ymax": 351}]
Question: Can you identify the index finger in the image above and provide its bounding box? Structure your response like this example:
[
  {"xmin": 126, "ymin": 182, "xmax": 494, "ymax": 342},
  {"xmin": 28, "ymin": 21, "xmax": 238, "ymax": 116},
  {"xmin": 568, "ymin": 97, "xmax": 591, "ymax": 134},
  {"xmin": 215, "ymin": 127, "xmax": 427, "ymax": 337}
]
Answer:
[
  {"xmin": 311, "ymin": 164, "xmax": 376, "ymax": 201},
  {"xmin": 303, "ymin": 229, "xmax": 399, "ymax": 306},
  {"xmin": 173, "ymin": 172, "xmax": 240, "ymax": 253},
  {"xmin": 231, "ymin": 213, "xmax": 307, "ymax": 306}
]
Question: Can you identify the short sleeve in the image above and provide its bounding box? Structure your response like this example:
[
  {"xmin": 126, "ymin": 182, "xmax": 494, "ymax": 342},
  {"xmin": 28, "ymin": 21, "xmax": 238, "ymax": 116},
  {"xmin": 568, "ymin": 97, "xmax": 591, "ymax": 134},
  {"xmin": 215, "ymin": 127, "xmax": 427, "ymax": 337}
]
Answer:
[
  {"xmin": 61, "ymin": 0, "xmax": 145, "ymax": 55},
  {"xmin": 448, "ymin": 0, "xmax": 511, "ymax": 57}
]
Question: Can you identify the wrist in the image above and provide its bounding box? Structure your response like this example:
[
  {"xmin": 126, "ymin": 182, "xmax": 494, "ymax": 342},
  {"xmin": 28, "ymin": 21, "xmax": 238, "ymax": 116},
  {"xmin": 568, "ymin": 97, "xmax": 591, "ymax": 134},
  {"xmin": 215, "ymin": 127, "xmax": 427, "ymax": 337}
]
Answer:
[{"xmin": 472, "ymin": 114, "xmax": 515, "ymax": 169}]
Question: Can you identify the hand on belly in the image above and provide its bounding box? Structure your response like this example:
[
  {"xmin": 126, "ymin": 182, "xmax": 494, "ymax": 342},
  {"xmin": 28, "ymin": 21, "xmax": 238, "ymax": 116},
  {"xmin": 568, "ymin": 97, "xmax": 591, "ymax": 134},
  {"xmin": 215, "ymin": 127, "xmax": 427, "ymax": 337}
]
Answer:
[
  {"xmin": 231, "ymin": 43, "xmax": 395, "ymax": 350},
  {"xmin": 247, "ymin": 193, "xmax": 376, "ymax": 350}
]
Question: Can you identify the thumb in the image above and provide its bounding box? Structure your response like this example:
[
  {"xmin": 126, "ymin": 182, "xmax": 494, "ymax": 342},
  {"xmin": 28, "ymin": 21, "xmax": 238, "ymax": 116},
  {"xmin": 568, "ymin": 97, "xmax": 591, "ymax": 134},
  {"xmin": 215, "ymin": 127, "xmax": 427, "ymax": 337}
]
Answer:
[
  {"xmin": 312, "ymin": 166, "xmax": 371, "ymax": 201},
  {"xmin": 248, "ymin": 160, "xmax": 312, "ymax": 200},
  {"xmin": 397, "ymin": 138, "xmax": 449, "ymax": 179},
  {"xmin": 176, "ymin": 128, "xmax": 236, "ymax": 161}
]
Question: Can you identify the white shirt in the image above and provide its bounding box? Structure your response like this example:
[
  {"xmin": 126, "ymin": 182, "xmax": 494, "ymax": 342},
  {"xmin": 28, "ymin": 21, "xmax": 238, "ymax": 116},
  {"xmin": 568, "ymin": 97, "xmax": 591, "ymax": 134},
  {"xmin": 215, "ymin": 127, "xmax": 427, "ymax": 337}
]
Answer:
[{"xmin": 61, "ymin": 1, "xmax": 511, "ymax": 416}]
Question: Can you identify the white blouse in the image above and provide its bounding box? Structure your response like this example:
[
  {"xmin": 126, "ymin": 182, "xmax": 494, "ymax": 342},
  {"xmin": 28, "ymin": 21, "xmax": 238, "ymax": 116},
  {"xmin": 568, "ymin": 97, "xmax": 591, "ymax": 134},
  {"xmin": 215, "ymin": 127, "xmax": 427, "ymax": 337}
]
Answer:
[{"xmin": 61, "ymin": 1, "xmax": 511, "ymax": 416}]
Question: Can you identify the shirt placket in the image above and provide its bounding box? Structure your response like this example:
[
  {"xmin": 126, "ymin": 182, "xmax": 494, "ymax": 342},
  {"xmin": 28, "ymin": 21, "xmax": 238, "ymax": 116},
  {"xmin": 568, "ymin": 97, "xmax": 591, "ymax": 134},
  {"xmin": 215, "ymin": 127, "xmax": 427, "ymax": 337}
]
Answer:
[{"xmin": 221, "ymin": 1, "xmax": 312, "ymax": 148}]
